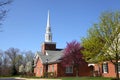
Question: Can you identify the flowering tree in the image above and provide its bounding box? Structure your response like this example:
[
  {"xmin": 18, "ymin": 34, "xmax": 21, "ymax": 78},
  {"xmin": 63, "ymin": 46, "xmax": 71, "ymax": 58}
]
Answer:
[
  {"xmin": 62, "ymin": 40, "xmax": 85, "ymax": 76},
  {"xmin": 19, "ymin": 64, "xmax": 24, "ymax": 73},
  {"xmin": 82, "ymin": 12, "xmax": 120, "ymax": 79},
  {"xmin": 25, "ymin": 61, "xmax": 32, "ymax": 73}
]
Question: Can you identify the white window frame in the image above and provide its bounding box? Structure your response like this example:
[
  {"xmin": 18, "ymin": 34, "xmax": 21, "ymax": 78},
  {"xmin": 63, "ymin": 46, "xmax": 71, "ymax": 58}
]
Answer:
[
  {"xmin": 118, "ymin": 61, "xmax": 120, "ymax": 73},
  {"xmin": 102, "ymin": 62, "xmax": 108, "ymax": 73},
  {"xmin": 48, "ymin": 65, "xmax": 50, "ymax": 72},
  {"xmin": 65, "ymin": 66, "xmax": 73, "ymax": 73}
]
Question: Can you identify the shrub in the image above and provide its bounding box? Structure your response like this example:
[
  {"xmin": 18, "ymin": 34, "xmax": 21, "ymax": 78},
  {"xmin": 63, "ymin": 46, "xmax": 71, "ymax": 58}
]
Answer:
[{"xmin": 44, "ymin": 72, "xmax": 56, "ymax": 78}]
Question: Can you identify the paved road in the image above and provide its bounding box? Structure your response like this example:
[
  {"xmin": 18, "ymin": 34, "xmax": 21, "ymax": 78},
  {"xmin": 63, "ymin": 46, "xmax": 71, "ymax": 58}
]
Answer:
[
  {"xmin": 0, "ymin": 78, "xmax": 61, "ymax": 80},
  {"xmin": 0, "ymin": 78, "xmax": 25, "ymax": 80}
]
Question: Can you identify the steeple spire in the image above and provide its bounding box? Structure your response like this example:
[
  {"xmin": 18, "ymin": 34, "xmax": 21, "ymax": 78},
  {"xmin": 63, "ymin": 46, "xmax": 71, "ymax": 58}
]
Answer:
[
  {"xmin": 47, "ymin": 10, "xmax": 50, "ymax": 27},
  {"xmin": 45, "ymin": 10, "xmax": 52, "ymax": 42}
]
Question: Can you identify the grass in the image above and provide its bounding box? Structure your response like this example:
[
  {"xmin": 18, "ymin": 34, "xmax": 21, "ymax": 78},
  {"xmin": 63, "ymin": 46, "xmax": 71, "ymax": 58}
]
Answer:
[
  {"xmin": 60, "ymin": 77, "xmax": 112, "ymax": 80},
  {"xmin": 0, "ymin": 76, "xmax": 113, "ymax": 80}
]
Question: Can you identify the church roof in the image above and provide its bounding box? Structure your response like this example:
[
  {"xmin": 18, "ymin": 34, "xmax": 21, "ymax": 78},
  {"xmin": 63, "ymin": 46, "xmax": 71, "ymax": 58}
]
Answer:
[{"xmin": 36, "ymin": 50, "xmax": 63, "ymax": 64}]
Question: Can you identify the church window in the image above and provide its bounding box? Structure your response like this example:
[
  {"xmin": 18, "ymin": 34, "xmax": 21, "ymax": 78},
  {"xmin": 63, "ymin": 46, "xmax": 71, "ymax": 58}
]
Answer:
[
  {"xmin": 48, "ymin": 65, "xmax": 50, "ymax": 72},
  {"xmin": 48, "ymin": 28, "xmax": 51, "ymax": 32},
  {"xmin": 102, "ymin": 62, "xmax": 108, "ymax": 73},
  {"xmin": 52, "ymin": 65, "xmax": 54, "ymax": 72},
  {"xmin": 118, "ymin": 62, "xmax": 120, "ymax": 73},
  {"xmin": 49, "ymin": 35, "xmax": 51, "ymax": 41},
  {"xmin": 66, "ymin": 65, "xmax": 73, "ymax": 73},
  {"xmin": 40, "ymin": 67, "xmax": 42, "ymax": 74},
  {"xmin": 115, "ymin": 61, "xmax": 120, "ymax": 73}
]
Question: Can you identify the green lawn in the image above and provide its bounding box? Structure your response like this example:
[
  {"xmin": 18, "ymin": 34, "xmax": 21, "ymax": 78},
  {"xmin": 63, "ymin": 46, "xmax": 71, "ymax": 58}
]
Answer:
[
  {"xmin": 0, "ymin": 76, "xmax": 114, "ymax": 80},
  {"xmin": 60, "ymin": 77, "xmax": 112, "ymax": 80}
]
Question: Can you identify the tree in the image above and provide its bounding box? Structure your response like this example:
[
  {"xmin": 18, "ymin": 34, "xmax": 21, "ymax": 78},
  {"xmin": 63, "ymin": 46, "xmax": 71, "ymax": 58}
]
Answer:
[
  {"xmin": 15, "ymin": 54, "xmax": 23, "ymax": 72},
  {"xmin": 25, "ymin": 61, "xmax": 32, "ymax": 73},
  {"xmin": 62, "ymin": 40, "xmax": 85, "ymax": 76},
  {"xmin": 5, "ymin": 48, "xmax": 20, "ymax": 75},
  {"xmin": 19, "ymin": 64, "xmax": 24, "ymax": 73},
  {"xmin": 82, "ymin": 11, "xmax": 120, "ymax": 80},
  {"xmin": 0, "ymin": 49, "xmax": 11, "ymax": 76},
  {"xmin": 19, "ymin": 50, "xmax": 34, "ymax": 76},
  {"xmin": 0, "ymin": 48, "xmax": 34, "ymax": 76},
  {"xmin": 0, "ymin": 0, "xmax": 12, "ymax": 32},
  {"xmin": 24, "ymin": 51, "xmax": 34, "ymax": 63},
  {"xmin": 0, "ymin": 50, "xmax": 2, "ymax": 66},
  {"xmin": 0, "ymin": 50, "xmax": 2, "ymax": 76}
]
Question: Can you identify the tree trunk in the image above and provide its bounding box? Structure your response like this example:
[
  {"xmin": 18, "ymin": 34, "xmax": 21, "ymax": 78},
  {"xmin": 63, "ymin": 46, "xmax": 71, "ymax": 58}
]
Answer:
[
  {"xmin": 76, "ymin": 65, "xmax": 79, "ymax": 77},
  {"xmin": 116, "ymin": 62, "xmax": 119, "ymax": 80},
  {"xmin": 115, "ymin": 55, "xmax": 119, "ymax": 80}
]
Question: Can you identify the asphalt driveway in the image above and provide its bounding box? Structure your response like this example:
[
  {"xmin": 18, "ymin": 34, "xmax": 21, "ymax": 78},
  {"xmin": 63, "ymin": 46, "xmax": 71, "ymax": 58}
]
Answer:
[
  {"xmin": 0, "ymin": 78, "xmax": 61, "ymax": 80},
  {"xmin": 0, "ymin": 78, "xmax": 24, "ymax": 80}
]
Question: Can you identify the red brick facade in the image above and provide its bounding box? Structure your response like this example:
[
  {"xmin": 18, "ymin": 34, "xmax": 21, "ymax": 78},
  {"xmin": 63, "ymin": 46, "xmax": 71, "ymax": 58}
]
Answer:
[
  {"xmin": 93, "ymin": 61, "xmax": 120, "ymax": 78},
  {"xmin": 34, "ymin": 57, "xmax": 91, "ymax": 77},
  {"xmin": 41, "ymin": 42, "xmax": 56, "ymax": 54},
  {"xmin": 34, "ymin": 58, "xmax": 44, "ymax": 77},
  {"xmin": 34, "ymin": 39, "xmax": 91, "ymax": 77}
]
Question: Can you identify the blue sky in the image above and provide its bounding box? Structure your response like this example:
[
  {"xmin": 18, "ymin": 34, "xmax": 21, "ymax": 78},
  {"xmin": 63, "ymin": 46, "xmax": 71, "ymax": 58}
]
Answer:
[{"xmin": 0, "ymin": 0, "xmax": 120, "ymax": 52}]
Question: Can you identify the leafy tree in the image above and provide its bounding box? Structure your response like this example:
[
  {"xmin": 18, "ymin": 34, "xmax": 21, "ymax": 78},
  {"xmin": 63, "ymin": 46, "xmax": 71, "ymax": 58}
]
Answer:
[
  {"xmin": 82, "ymin": 11, "xmax": 120, "ymax": 79},
  {"xmin": 62, "ymin": 40, "xmax": 85, "ymax": 76}
]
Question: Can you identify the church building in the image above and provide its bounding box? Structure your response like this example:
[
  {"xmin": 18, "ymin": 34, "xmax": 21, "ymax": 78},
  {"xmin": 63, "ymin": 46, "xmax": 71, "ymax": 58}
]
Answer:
[{"xmin": 34, "ymin": 11, "xmax": 91, "ymax": 77}]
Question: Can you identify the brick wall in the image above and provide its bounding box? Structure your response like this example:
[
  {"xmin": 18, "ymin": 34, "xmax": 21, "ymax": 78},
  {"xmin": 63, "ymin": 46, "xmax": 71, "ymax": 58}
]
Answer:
[
  {"xmin": 34, "ymin": 58, "xmax": 44, "ymax": 77},
  {"xmin": 57, "ymin": 62, "xmax": 90, "ymax": 77},
  {"xmin": 41, "ymin": 42, "xmax": 56, "ymax": 54},
  {"xmin": 34, "ymin": 58, "xmax": 91, "ymax": 77},
  {"xmin": 79, "ymin": 63, "xmax": 91, "ymax": 76},
  {"xmin": 94, "ymin": 61, "xmax": 120, "ymax": 78}
]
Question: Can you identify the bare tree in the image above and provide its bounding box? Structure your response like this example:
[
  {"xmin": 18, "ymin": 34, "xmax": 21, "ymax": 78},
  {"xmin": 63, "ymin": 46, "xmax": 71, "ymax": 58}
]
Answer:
[
  {"xmin": 0, "ymin": 49, "xmax": 11, "ymax": 76},
  {"xmin": 0, "ymin": 0, "xmax": 12, "ymax": 32},
  {"xmin": 5, "ymin": 48, "xmax": 20, "ymax": 75},
  {"xmin": 1, "ymin": 48, "xmax": 34, "ymax": 76}
]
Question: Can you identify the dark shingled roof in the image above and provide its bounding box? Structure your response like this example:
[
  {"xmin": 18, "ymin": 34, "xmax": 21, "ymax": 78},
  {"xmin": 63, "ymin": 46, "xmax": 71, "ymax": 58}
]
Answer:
[{"xmin": 36, "ymin": 50, "xmax": 63, "ymax": 64}]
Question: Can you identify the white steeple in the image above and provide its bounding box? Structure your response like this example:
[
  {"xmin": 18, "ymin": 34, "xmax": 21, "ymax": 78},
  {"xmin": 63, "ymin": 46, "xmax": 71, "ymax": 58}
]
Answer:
[
  {"xmin": 47, "ymin": 10, "xmax": 50, "ymax": 27},
  {"xmin": 45, "ymin": 10, "xmax": 52, "ymax": 42}
]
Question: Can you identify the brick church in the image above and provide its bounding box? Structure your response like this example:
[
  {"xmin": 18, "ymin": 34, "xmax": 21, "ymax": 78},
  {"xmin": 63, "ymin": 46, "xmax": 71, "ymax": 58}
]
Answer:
[{"xmin": 33, "ymin": 11, "xmax": 91, "ymax": 77}]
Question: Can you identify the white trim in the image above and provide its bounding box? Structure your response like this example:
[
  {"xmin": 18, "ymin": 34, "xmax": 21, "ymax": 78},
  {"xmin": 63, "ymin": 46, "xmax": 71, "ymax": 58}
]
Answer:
[
  {"xmin": 35, "ymin": 53, "xmax": 43, "ymax": 64},
  {"xmin": 103, "ymin": 62, "xmax": 107, "ymax": 63},
  {"xmin": 46, "ymin": 51, "xmax": 48, "ymax": 55},
  {"xmin": 118, "ymin": 62, "xmax": 120, "ymax": 73},
  {"xmin": 88, "ymin": 64, "xmax": 95, "ymax": 66},
  {"xmin": 102, "ymin": 62, "xmax": 108, "ymax": 73}
]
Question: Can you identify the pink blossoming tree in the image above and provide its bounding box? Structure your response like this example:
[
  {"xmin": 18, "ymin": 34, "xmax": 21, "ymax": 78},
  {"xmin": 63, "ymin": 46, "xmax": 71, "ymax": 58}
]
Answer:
[{"xmin": 62, "ymin": 40, "xmax": 85, "ymax": 76}]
